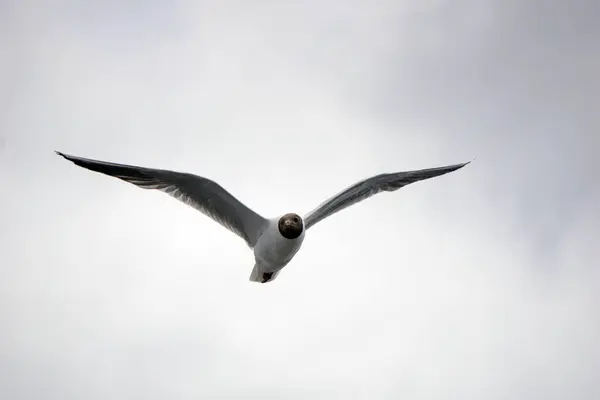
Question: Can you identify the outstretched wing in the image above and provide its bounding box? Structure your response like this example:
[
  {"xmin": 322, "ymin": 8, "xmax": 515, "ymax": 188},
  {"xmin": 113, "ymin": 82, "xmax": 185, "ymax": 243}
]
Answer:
[
  {"xmin": 56, "ymin": 151, "xmax": 269, "ymax": 247},
  {"xmin": 304, "ymin": 162, "xmax": 470, "ymax": 230}
]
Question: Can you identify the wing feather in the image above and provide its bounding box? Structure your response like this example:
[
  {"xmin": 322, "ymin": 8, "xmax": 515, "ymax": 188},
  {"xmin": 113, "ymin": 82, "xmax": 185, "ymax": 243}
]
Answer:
[
  {"xmin": 56, "ymin": 151, "xmax": 268, "ymax": 247},
  {"xmin": 304, "ymin": 162, "xmax": 470, "ymax": 230}
]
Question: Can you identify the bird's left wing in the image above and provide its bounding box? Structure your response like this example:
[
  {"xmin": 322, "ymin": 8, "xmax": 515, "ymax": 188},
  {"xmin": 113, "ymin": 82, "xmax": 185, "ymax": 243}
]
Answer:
[
  {"xmin": 303, "ymin": 161, "xmax": 470, "ymax": 230},
  {"xmin": 56, "ymin": 151, "xmax": 269, "ymax": 247}
]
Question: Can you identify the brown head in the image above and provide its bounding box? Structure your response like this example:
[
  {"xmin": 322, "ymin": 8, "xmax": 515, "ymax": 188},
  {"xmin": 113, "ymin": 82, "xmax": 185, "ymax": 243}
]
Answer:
[{"xmin": 278, "ymin": 213, "xmax": 304, "ymax": 240}]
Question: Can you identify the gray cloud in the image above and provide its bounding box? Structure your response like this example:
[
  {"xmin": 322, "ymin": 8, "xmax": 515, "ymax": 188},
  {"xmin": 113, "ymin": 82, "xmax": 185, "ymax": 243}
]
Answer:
[{"xmin": 1, "ymin": 1, "xmax": 598, "ymax": 399}]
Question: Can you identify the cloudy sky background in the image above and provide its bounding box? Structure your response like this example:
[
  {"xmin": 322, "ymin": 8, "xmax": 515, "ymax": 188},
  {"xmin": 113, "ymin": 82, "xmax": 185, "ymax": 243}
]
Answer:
[{"xmin": 1, "ymin": 0, "xmax": 599, "ymax": 399}]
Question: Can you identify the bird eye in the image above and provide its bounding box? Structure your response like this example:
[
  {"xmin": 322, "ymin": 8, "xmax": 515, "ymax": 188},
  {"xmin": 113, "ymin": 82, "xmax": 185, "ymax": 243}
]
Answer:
[{"xmin": 293, "ymin": 217, "xmax": 299, "ymax": 223}]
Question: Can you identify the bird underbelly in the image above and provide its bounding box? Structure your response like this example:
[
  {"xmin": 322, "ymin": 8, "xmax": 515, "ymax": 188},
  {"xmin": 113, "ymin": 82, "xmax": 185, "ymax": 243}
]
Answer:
[
  {"xmin": 254, "ymin": 234, "xmax": 304, "ymax": 273},
  {"xmin": 255, "ymin": 243, "xmax": 299, "ymax": 272}
]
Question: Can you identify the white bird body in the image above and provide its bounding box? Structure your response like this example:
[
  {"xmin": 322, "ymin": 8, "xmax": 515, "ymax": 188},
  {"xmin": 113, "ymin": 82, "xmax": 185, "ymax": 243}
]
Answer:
[
  {"xmin": 250, "ymin": 217, "xmax": 306, "ymax": 282},
  {"xmin": 254, "ymin": 218, "xmax": 305, "ymax": 271},
  {"xmin": 55, "ymin": 151, "xmax": 470, "ymax": 283}
]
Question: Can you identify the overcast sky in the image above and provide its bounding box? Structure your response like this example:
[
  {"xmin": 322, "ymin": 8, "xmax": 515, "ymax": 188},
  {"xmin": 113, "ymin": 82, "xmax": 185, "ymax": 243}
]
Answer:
[{"xmin": 1, "ymin": 1, "xmax": 599, "ymax": 399}]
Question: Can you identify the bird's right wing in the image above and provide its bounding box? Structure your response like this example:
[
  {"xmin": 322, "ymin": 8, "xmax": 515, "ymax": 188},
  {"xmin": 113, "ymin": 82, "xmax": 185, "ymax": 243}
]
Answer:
[
  {"xmin": 56, "ymin": 151, "xmax": 269, "ymax": 247},
  {"xmin": 303, "ymin": 162, "xmax": 470, "ymax": 230}
]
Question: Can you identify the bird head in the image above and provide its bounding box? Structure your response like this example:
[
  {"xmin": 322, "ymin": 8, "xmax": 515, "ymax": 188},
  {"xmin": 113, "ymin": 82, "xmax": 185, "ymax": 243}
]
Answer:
[{"xmin": 278, "ymin": 213, "xmax": 304, "ymax": 239}]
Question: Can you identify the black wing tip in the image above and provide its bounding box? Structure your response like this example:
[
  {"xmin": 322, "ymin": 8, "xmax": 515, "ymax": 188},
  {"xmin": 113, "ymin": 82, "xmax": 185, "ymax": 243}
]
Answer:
[
  {"xmin": 55, "ymin": 150, "xmax": 70, "ymax": 160},
  {"xmin": 454, "ymin": 158, "xmax": 474, "ymax": 170},
  {"xmin": 55, "ymin": 151, "xmax": 89, "ymax": 165}
]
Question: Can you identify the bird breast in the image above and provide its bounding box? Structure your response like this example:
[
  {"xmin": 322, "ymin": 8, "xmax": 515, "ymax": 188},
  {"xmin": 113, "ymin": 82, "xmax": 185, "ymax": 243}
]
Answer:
[{"xmin": 254, "ymin": 218, "xmax": 305, "ymax": 268}]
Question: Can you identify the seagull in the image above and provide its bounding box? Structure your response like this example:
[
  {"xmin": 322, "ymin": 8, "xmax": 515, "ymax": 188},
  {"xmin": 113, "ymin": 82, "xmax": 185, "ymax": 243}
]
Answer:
[{"xmin": 55, "ymin": 151, "xmax": 470, "ymax": 283}]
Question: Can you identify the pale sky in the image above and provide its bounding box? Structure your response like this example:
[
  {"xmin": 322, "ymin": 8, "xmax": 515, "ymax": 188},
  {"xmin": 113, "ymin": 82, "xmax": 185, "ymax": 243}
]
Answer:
[{"xmin": 1, "ymin": 1, "xmax": 599, "ymax": 399}]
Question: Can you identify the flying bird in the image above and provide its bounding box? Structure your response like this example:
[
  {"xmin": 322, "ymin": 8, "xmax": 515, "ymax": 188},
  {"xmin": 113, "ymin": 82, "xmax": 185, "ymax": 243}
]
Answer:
[{"xmin": 55, "ymin": 151, "xmax": 470, "ymax": 283}]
